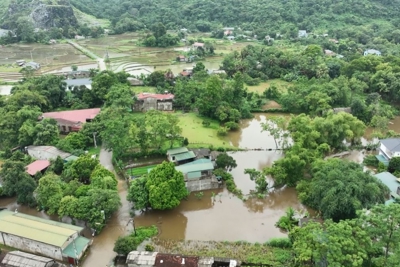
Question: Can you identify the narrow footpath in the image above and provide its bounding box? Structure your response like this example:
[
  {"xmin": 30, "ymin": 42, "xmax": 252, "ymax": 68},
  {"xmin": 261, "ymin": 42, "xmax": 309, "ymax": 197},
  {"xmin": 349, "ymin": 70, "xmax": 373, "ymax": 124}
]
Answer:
[{"xmin": 82, "ymin": 147, "xmax": 132, "ymax": 267}]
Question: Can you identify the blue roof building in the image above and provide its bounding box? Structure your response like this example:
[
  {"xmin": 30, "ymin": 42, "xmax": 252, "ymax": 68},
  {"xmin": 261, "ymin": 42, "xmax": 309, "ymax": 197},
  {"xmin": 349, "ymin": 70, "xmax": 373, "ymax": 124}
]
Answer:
[{"xmin": 374, "ymin": 172, "xmax": 400, "ymax": 205}]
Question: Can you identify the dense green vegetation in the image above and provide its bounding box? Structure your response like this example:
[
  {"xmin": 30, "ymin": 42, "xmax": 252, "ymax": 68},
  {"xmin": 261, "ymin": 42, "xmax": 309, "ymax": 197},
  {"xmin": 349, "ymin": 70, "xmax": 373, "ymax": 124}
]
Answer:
[
  {"xmin": 113, "ymin": 225, "xmax": 158, "ymax": 255},
  {"xmin": 68, "ymin": 0, "xmax": 400, "ymax": 40}
]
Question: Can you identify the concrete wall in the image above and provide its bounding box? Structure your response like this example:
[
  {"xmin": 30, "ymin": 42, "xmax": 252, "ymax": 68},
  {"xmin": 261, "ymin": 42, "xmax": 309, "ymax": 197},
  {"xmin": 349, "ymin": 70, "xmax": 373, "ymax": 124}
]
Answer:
[
  {"xmin": 186, "ymin": 178, "xmax": 220, "ymax": 192},
  {"xmin": 135, "ymin": 98, "xmax": 173, "ymax": 111},
  {"xmin": 0, "ymin": 232, "xmax": 63, "ymax": 260}
]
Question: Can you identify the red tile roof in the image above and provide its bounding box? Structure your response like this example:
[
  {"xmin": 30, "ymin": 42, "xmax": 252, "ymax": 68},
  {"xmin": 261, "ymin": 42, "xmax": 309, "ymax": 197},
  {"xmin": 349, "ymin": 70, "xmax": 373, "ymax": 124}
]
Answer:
[
  {"xmin": 154, "ymin": 254, "xmax": 198, "ymax": 267},
  {"xmin": 137, "ymin": 93, "xmax": 175, "ymax": 100},
  {"xmin": 42, "ymin": 108, "xmax": 101, "ymax": 125},
  {"xmin": 26, "ymin": 160, "xmax": 50, "ymax": 175}
]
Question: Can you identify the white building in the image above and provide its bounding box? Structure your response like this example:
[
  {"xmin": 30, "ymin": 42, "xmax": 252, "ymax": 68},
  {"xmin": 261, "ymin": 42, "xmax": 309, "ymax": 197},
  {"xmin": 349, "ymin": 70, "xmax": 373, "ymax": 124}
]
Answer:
[
  {"xmin": 364, "ymin": 49, "xmax": 381, "ymax": 56},
  {"xmin": 379, "ymin": 138, "xmax": 400, "ymax": 161},
  {"xmin": 0, "ymin": 210, "xmax": 91, "ymax": 263},
  {"xmin": 298, "ymin": 30, "xmax": 308, "ymax": 38}
]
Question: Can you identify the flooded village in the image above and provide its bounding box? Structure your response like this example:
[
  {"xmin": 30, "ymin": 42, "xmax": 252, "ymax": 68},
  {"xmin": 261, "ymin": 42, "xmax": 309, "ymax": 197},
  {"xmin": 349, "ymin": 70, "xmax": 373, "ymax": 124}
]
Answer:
[{"xmin": 1, "ymin": 31, "xmax": 400, "ymax": 267}]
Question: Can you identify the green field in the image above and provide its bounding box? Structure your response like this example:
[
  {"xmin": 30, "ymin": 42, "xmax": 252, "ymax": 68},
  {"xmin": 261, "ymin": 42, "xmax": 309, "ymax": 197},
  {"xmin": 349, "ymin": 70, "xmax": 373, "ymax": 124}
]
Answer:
[
  {"xmin": 177, "ymin": 112, "xmax": 232, "ymax": 148},
  {"xmin": 247, "ymin": 79, "xmax": 292, "ymax": 94},
  {"xmin": 126, "ymin": 164, "xmax": 159, "ymax": 177}
]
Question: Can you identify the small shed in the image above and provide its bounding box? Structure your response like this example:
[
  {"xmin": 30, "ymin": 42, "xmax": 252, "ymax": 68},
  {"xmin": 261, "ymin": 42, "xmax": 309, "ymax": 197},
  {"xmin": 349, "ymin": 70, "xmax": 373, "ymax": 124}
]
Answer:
[
  {"xmin": 1, "ymin": 251, "xmax": 55, "ymax": 267},
  {"xmin": 25, "ymin": 160, "xmax": 50, "ymax": 176}
]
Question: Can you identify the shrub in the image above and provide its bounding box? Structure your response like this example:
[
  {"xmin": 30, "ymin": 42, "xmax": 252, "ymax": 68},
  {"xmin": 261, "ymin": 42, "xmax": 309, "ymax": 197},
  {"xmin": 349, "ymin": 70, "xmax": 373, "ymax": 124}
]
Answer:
[
  {"xmin": 145, "ymin": 244, "xmax": 155, "ymax": 252},
  {"xmin": 267, "ymin": 238, "xmax": 292, "ymax": 248},
  {"xmin": 225, "ymin": 121, "xmax": 240, "ymax": 131},
  {"xmin": 217, "ymin": 126, "xmax": 228, "ymax": 136},
  {"xmin": 363, "ymin": 155, "xmax": 379, "ymax": 167},
  {"xmin": 202, "ymin": 120, "xmax": 211, "ymax": 127},
  {"xmin": 114, "ymin": 225, "xmax": 158, "ymax": 255}
]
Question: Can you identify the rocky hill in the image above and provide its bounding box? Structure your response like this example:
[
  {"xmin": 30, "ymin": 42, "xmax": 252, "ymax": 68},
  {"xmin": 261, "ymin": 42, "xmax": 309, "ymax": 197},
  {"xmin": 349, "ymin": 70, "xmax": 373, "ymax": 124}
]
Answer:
[{"xmin": 1, "ymin": 0, "xmax": 78, "ymax": 30}]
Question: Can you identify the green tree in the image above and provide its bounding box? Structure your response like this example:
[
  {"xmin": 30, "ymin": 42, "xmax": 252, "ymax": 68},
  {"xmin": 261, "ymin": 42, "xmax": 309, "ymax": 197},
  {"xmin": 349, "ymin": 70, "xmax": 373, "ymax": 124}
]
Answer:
[
  {"xmin": 215, "ymin": 153, "xmax": 237, "ymax": 170},
  {"xmin": 35, "ymin": 173, "xmax": 64, "ymax": 214},
  {"xmin": 105, "ymin": 83, "xmax": 135, "ymax": 111},
  {"xmin": 33, "ymin": 118, "xmax": 60, "ymax": 145},
  {"xmin": 244, "ymin": 168, "xmax": 268, "ymax": 193},
  {"xmin": 127, "ymin": 176, "xmax": 150, "ymax": 211},
  {"xmin": 69, "ymin": 155, "xmax": 99, "ymax": 183},
  {"xmin": 297, "ymin": 159, "xmax": 389, "ymax": 221},
  {"xmin": 358, "ymin": 204, "xmax": 400, "ymax": 266},
  {"xmin": 388, "ymin": 157, "xmax": 400, "ymax": 174},
  {"xmin": 290, "ymin": 220, "xmax": 370, "ymax": 266},
  {"xmin": 146, "ymin": 162, "xmax": 188, "ymax": 210}
]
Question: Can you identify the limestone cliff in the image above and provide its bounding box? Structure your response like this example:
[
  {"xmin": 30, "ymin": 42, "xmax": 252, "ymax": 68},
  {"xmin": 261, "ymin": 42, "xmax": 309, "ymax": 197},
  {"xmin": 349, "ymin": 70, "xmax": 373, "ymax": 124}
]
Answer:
[{"xmin": 2, "ymin": 0, "xmax": 78, "ymax": 29}]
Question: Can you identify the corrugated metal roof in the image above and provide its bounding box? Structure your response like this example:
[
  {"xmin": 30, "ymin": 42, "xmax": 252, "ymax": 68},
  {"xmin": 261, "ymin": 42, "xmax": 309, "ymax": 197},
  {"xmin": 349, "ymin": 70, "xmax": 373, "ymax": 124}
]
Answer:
[
  {"xmin": 173, "ymin": 151, "xmax": 196, "ymax": 162},
  {"xmin": 126, "ymin": 251, "xmax": 158, "ymax": 266},
  {"xmin": 167, "ymin": 147, "xmax": 188, "ymax": 155},
  {"xmin": 0, "ymin": 210, "xmax": 83, "ymax": 247},
  {"xmin": 175, "ymin": 160, "xmax": 214, "ymax": 175},
  {"xmin": 1, "ymin": 251, "xmax": 55, "ymax": 267},
  {"xmin": 42, "ymin": 108, "xmax": 100, "ymax": 124},
  {"xmin": 25, "ymin": 160, "xmax": 50, "ymax": 176},
  {"xmin": 62, "ymin": 236, "xmax": 91, "ymax": 259},
  {"xmin": 27, "ymin": 146, "xmax": 71, "ymax": 160},
  {"xmin": 380, "ymin": 138, "xmax": 400, "ymax": 152},
  {"xmin": 155, "ymin": 253, "xmax": 198, "ymax": 267}
]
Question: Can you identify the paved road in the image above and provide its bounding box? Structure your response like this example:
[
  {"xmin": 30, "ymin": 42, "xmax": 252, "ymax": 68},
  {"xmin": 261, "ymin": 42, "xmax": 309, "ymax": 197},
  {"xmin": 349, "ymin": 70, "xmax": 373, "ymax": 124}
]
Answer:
[{"xmin": 67, "ymin": 40, "xmax": 107, "ymax": 71}]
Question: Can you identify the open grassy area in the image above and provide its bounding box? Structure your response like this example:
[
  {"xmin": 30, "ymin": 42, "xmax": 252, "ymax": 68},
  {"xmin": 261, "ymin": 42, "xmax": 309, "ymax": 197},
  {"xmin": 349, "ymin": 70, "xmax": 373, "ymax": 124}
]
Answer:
[
  {"xmin": 247, "ymin": 79, "xmax": 292, "ymax": 94},
  {"xmin": 131, "ymin": 86, "xmax": 156, "ymax": 94},
  {"xmin": 125, "ymin": 164, "xmax": 159, "ymax": 177},
  {"xmin": 176, "ymin": 112, "xmax": 232, "ymax": 148}
]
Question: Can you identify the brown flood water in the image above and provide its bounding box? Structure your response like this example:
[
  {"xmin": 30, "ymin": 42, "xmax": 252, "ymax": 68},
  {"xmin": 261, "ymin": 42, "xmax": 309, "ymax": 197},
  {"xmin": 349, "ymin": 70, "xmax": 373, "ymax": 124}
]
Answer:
[{"xmin": 135, "ymin": 151, "xmax": 307, "ymax": 243}]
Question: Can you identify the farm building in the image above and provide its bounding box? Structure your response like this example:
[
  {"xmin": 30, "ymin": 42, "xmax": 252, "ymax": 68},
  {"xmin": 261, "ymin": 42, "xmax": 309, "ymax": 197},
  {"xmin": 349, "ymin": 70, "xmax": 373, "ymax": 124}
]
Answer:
[
  {"xmin": 134, "ymin": 93, "xmax": 175, "ymax": 111},
  {"xmin": 41, "ymin": 108, "xmax": 100, "ymax": 133},
  {"xmin": 25, "ymin": 160, "xmax": 50, "ymax": 176},
  {"xmin": 0, "ymin": 210, "xmax": 91, "ymax": 264},
  {"xmin": 1, "ymin": 251, "xmax": 55, "ymax": 267},
  {"xmin": 166, "ymin": 147, "xmax": 196, "ymax": 164},
  {"xmin": 126, "ymin": 251, "xmax": 238, "ymax": 267},
  {"xmin": 26, "ymin": 146, "xmax": 71, "ymax": 161}
]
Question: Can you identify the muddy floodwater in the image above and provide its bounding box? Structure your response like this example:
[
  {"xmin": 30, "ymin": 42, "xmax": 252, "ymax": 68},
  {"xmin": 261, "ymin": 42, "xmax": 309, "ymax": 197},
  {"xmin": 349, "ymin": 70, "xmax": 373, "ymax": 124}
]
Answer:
[{"xmin": 135, "ymin": 150, "xmax": 306, "ymax": 243}]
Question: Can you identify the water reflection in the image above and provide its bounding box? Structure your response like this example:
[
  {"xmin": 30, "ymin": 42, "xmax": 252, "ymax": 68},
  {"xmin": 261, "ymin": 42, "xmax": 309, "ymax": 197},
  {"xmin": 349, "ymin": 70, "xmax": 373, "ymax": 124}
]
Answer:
[{"xmin": 227, "ymin": 113, "xmax": 290, "ymax": 148}]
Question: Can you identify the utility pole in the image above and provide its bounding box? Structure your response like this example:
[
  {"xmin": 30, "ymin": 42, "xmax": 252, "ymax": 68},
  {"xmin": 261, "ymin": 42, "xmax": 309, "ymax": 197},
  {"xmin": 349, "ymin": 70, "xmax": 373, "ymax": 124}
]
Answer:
[
  {"xmin": 127, "ymin": 218, "xmax": 137, "ymax": 236},
  {"xmin": 93, "ymin": 132, "xmax": 97, "ymax": 148}
]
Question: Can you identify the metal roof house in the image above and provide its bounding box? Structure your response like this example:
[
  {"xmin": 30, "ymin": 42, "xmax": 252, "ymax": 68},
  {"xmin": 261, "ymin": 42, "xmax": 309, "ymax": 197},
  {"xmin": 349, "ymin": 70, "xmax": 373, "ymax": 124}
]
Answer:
[
  {"xmin": 26, "ymin": 146, "xmax": 71, "ymax": 161},
  {"xmin": 175, "ymin": 159, "xmax": 214, "ymax": 180},
  {"xmin": 1, "ymin": 251, "xmax": 55, "ymax": 267},
  {"xmin": 0, "ymin": 210, "xmax": 91, "ymax": 263},
  {"xmin": 126, "ymin": 251, "xmax": 237, "ymax": 267},
  {"xmin": 376, "ymin": 138, "xmax": 400, "ymax": 166},
  {"xmin": 374, "ymin": 172, "xmax": 400, "ymax": 205},
  {"xmin": 364, "ymin": 49, "xmax": 381, "ymax": 56},
  {"xmin": 25, "ymin": 159, "xmax": 50, "ymax": 176},
  {"xmin": 42, "ymin": 108, "xmax": 100, "ymax": 133},
  {"xmin": 166, "ymin": 147, "xmax": 196, "ymax": 165}
]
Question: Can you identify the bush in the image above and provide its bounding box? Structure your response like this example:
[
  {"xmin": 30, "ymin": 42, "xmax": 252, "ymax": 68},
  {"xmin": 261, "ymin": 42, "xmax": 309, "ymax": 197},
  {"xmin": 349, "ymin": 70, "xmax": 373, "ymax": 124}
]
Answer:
[
  {"xmin": 202, "ymin": 120, "xmax": 211, "ymax": 127},
  {"xmin": 217, "ymin": 126, "xmax": 228, "ymax": 136},
  {"xmin": 225, "ymin": 121, "xmax": 240, "ymax": 131},
  {"xmin": 145, "ymin": 244, "xmax": 155, "ymax": 252},
  {"xmin": 114, "ymin": 225, "xmax": 158, "ymax": 255},
  {"xmin": 267, "ymin": 238, "xmax": 292, "ymax": 248},
  {"xmin": 363, "ymin": 155, "xmax": 379, "ymax": 167}
]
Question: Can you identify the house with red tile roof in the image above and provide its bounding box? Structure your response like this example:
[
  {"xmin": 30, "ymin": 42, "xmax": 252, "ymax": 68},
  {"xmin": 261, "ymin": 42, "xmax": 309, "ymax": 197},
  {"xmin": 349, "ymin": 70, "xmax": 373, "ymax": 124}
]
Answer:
[
  {"xmin": 134, "ymin": 93, "xmax": 174, "ymax": 111},
  {"xmin": 26, "ymin": 160, "xmax": 50, "ymax": 176},
  {"xmin": 41, "ymin": 108, "xmax": 101, "ymax": 133}
]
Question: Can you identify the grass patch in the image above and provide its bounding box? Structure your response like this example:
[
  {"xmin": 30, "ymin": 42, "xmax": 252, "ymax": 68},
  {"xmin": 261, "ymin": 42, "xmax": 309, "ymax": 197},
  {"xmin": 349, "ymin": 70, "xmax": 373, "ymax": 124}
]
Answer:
[
  {"xmin": 247, "ymin": 79, "xmax": 292, "ymax": 94},
  {"xmin": 176, "ymin": 112, "xmax": 232, "ymax": 148},
  {"xmin": 151, "ymin": 239, "xmax": 293, "ymax": 266},
  {"xmin": 87, "ymin": 146, "xmax": 101, "ymax": 156},
  {"xmin": 131, "ymin": 86, "xmax": 156, "ymax": 94},
  {"xmin": 126, "ymin": 164, "xmax": 159, "ymax": 177}
]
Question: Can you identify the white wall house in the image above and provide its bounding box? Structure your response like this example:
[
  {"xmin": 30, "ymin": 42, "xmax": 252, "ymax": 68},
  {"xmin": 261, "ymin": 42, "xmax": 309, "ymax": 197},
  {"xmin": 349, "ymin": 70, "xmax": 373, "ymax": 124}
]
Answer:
[
  {"xmin": 379, "ymin": 138, "xmax": 400, "ymax": 160},
  {"xmin": 0, "ymin": 210, "xmax": 90, "ymax": 264},
  {"xmin": 364, "ymin": 49, "xmax": 381, "ymax": 56}
]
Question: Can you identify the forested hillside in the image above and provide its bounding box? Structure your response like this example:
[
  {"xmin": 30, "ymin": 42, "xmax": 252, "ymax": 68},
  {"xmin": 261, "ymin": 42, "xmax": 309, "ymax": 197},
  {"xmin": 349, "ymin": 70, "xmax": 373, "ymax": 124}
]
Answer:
[{"xmin": 69, "ymin": 0, "xmax": 400, "ymax": 36}]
